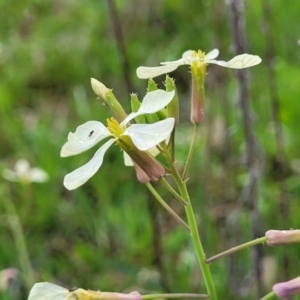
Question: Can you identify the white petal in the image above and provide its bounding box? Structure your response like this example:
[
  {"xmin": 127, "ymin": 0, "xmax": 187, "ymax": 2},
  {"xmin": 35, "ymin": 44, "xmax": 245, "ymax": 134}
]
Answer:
[
  {"xmin": 182, "ymin": 50, "xmax": 193, "ymax": 59},
  {"xmin": 63, "ymin": 139, "xmax": 115, "ymax": 190},
  {"xmin": 136, "ymin": 64, "xmax": 179, "ymax": 79},
  {"xmin": 28, "ymin": 282, "xmax": 68, "ymax": 300},
  {"xmin": 205, "ymin": 48, "xmax": 219, "ymax": 60},
  {"xmin": 123, "ymin": 151, "xmax": 134, "ymax": 166},
  {"xmin": 121, "ymin": 90, "xmax": 175, "ymax": 125},
  {"xmin": 124, "ymin": 118, "xmax": 175, "ymax": 151},
  {"xmin": 2, "ymin": 169, "xmax": 18, "ymax": 182},
  {"xmin": 208, "ymin": 54, "xmax": 262, "ymax": 69},
  {"xmin": 28, "ymin": 168, "xmax": 49, "ymax": 183},
  {"xmin": 160, "ymin": 57, "xmax": 189, "ymax": 66},
  {"xmin": 15, "ymin": 159, "xmax": 30, "ymax": 175},
  {"xmin": 67, "ymin": 121, "xmax": 111, "ymax": 153},
  {"xmin": 60, "ymin": 141, "xmax": 83, "ymax": 157}
]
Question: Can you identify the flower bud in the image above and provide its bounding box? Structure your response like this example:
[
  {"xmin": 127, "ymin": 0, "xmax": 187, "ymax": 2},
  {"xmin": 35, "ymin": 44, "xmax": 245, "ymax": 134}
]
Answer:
[
  {"xmin": 144, "ymin": 79, "xmax": 166, "ymax": 123},
  {"xmin": 117, "ymin": 135, "xmax": 165, "ymax": 181},
  {"xmin": 70, "ymin": 288, "xmax": 142, "ymax": 300},
  {"xmin": 147, "ymin": 79, "xmax": 158, "ymax": 92},
  {"xmin": 273, "ymin": 277, "xmax": 300, "ymax": 298},
  {"xmin": 130, "ymin": 94, "xmax": 147, "ymax": 124},
  {"xmin": 265, "ymin": 230, "xmax": 300, "ymax": 246},
  {"xmin": 165, "ymin": 76, "xmax": 179, "ymax": 125},
  {"xmin": 91, "ymin": 78, "xmax": 127, "ymax": 123},
  {"xmin": 91, "ymin": 78, "xmax": 109, "ymax": 100},
  {"xmin": 133, "ymin": 163, "xmax": 150, "ymax": 183}
]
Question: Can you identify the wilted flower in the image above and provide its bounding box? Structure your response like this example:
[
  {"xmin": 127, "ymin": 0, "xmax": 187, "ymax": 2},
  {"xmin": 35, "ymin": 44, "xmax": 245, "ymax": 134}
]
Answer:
[
  {"xmin": 136, "ymin": 48, "xmax": 262, "ymax": 79},
  {"xmin": 2, "ymin": 159, "xmax": 49, "ymax": 184},
  {"xmin": 273, "ymin": 277, "xmax": 300, "ymax": 298},
  {"xmin": 28, "ymin": 282, "xmax": 143, "ymax": 300},
  {"xmin": 61, "ymin": 89, "xmax": 175, "ymax": 190},
  {"xmin": 266, "ymin": 229, "xmax": 300, "ymax": 246}
]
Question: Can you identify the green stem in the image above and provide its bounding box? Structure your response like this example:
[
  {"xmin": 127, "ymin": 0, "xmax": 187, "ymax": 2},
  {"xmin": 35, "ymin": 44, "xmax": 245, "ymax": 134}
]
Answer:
[
  {"xmin": 145, "ymin": 183, "xmax": 190, "ymax": 231},
  {"xmin": 259, "ymin": 291, "xmax": 276, "ymax": 300},
  {"xmin": 180, "ymin": 184, "xmax": 218, "ymax": 300},
  {"xmin": 206, "ymin": 237, "xmax": 267, "ymax": 263},
  {"xmin": 143, "ymin": 293, "xmax": 209, "ymax": 299},
  {"xmin": 182, "ymin": 124, "xmax": 199, "ymax": 181},
  {"xmin": 161, "ymin": 145, "xmax": 217, "ymax": 299},
  {"xmin": 159, "ymin": 177, "xmax": 188, "ymax": 205},
  {"xmin": 2, "ymin": 195, "xmax": 35, "ymax": 290}
]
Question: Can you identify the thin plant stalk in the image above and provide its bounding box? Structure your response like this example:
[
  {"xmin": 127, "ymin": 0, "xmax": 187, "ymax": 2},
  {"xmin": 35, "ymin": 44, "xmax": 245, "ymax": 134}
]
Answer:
[
  {"xmin": 160, "ymin": 177, "xmax": 188, "ymax": 205},
  {"xmin": 145, "ymin": 183, "xmax": 190, "ymax": 231},
  {"xmin": 2, "ymin": 195, "xmax": 35, "ymax": 290},
  {"xmin": 143, "ymin": 293, "xmax": 209, "ymax": 299},
  {"xmin": 259, "ymin": 291, "xmax": 276, "ymax": 300},
  {"xmin": 206, "ymin": 237, "xmax": 267, "ymax": 263},
  {"xmin": 182, "ymin": 124, "xmax": 199, "ymax": 181}
]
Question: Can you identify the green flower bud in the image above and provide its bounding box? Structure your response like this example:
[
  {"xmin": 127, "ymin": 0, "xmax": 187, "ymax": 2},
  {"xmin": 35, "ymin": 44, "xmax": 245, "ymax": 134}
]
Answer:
[
  {"xmin": 130, "ymin": 93, "xmax": 147, "ymax": 123},
  {"xmin": 165, "ymin": 75, "xmax": 179, "ymax": 125},
  {"xmin": 147, "ymin": 79, "xmax": 158, "ymax": 92},
  {"xmin": 91, "ymin": 78, "xmax": 127, "ymax": 123}
]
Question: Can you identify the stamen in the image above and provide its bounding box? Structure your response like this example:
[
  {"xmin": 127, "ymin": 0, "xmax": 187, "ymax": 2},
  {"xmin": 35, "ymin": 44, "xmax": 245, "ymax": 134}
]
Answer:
[{"xmin": 106, "ymin": 117, "xmax": 124, "ymax": 137}]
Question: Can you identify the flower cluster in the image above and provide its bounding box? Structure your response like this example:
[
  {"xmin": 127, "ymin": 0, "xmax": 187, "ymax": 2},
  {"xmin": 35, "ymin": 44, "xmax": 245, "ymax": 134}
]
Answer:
[{"xmin": 61, "ymin": 83, "xmax": 175, "ymax": 190}]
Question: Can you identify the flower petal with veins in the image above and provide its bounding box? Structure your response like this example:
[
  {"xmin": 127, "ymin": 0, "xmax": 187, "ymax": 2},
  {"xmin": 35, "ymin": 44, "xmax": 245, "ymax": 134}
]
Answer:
[
  {"xmin": 121, "ymin": 90, "xmax": 175, "ymax": 125},
  {"xmin": 207, "ymin": 53, "xmax": 262, "ymax": 69},
  {"xmin": 68, "ymin": 121, "xmax": 111, "ymax": 153},
  {"xmin": 125, "ymin": 118, "xmax": 175, "ymax": 151},
  {"xmin": 28, "ymin": 282, "xmax": 68, "ymax": 300},
  {"xmin": 64, "ymin": 139, "xmax": 115, "ymax": 190}
]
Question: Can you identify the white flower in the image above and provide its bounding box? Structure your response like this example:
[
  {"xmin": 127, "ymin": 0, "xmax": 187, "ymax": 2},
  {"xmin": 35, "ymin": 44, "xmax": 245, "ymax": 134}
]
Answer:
[
  {"xmin": 136, "ymin": 48, "xmax": 262, "ymax": 79},
  {"xmin": 28, "ymin": 282, "xmax": 143, "ymax": 300},
  {"xmin": 61, "ymin": 89, "xmax": 175, "ymax": 190},
  {"xmin": 2, "ymin": 159, "xmax": 49, "ymax": 183}
]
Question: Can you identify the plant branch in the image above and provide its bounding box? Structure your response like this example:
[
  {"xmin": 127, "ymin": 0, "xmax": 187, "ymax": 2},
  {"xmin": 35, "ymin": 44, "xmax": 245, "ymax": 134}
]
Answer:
[
  {"xmin": 160, "ymin": 177, "xmax": 188, "ymax": 205},
  {"xmin": 145, "ymin": 183, "xmax": 190, "ymax": 231},
  {"xmin": 143, "ymin": 293, "xmax": 209, "ymax": 299},
  {"xmin": 206, "ymin": 237, "xmax": 267, "ymax": 263}
]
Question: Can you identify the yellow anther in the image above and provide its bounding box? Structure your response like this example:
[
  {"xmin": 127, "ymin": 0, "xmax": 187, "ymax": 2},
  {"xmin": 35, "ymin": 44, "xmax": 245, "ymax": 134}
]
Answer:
[{"xmin": 106, "ymin": 117, "xmax": 124, "ymax": 137}]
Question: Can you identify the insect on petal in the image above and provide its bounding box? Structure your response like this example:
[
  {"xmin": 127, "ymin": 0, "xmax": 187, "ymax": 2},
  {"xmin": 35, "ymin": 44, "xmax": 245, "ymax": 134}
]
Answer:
[{"xmin": 67, "ymin": 121, "xmax": 111, "ymax": 154}]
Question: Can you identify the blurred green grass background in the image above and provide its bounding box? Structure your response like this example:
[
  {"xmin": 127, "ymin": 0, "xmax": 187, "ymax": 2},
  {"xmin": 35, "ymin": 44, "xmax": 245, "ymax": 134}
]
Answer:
[{"xmin": 0, "ymin": 0, "xmax": 300, "ymax": 299}]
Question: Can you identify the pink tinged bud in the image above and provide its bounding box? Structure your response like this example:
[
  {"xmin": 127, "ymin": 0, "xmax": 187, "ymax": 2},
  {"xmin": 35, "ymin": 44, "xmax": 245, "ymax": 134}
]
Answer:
[
  {"xmin": 266, "ymin": 230, "xmax": 300, "ymax": 246},
  {"xmin": 129, "ymin": 150, "xmax": 165, "ymax": 181},
  {"xmin": 190, "ymin": 82, "xmax": 205, "ymax": 124},
  {"xmin": 117, "ymin": 136, "xmax": 165, "ymax": 181},
  {"xmin": 100, "ymin": 291, "xmax": 143, "ymax": 300},
  {"xmin": 134, "ymin": 163, "xmax": 150, "ymax": 183},
  {"xmin": 273, "ymin": 277, "xmax": 300, "ymax": 298}
]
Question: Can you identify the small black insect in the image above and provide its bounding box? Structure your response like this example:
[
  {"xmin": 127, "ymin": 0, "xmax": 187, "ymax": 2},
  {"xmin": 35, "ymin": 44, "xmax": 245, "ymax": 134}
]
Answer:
[{"xmin": 88, "ymin": 130, "xmax": 94, "ymax": 137}]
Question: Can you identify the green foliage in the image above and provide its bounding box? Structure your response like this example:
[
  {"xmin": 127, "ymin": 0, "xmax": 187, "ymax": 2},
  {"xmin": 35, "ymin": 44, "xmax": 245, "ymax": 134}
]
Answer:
[{"xmin": 0, "ymin": 0, "xmax": 300, "ymax": 299}]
